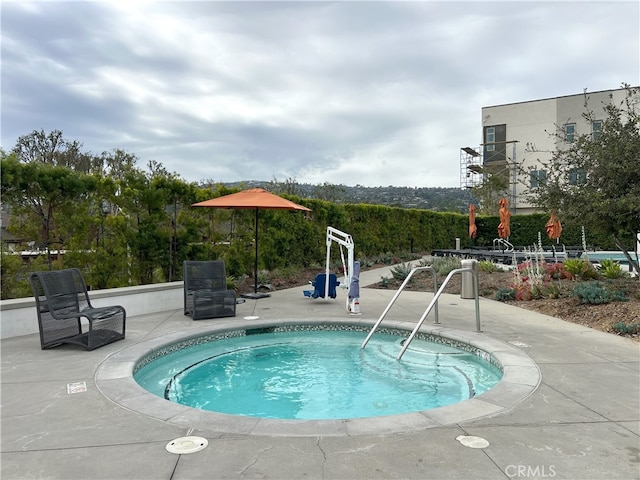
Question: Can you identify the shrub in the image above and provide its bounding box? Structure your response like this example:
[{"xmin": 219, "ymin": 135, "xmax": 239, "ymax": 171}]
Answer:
[
  {"xmin": 563, "ymin": 258, "xmax": 599, "ymax": 280},
  {"xmin": 514, "ymin": 283, "xmax": 534, "ymax": 301},
  {"xmin": 227, "ymin": 275, "xmax": 239, "ymax": 291},
  {"xmin": 478, "ymin": 260, "xmax": 499, "ymax": 273},
  {"xmin": 271, "ymin": 265, "xmax": 305, "ymax": 282},
  {"xmin": 379, "ymin": 275, "xmax": 391, "ymax": 288},
  {"xmin": 563, "ymin": 258, "xmax": 585, "ymax": 277},
  {"xmin": 359, "ymin": 256, "xmax": 377, "ymax": 268},
  {"xmin": 430, "ymin": 256, "xmax": 462, "ymax": 277},
  {"xmin": 398, "ymin": 251, "xmax": 422, "ymax": 262},
  {"xmin": 416, "ymin": 258, "xmax": 430, "ymax": 267},
  {"xmin": 611, "ymin": 322, "xmax": 640, "ymax": 335},
  {"xmin": 257, "ymin": 270, "xmax": 270, "ymax": 285},
  {"xmin": 572, "ymin": 281, "xmax": 629, "ymax": 304},
  {"xmin": 597, "ymin": 259, "xmax": 628, "ymax": 279},
  {"xmin": 544, "ymin": 262, "xmax": 571, "ymax": 280},
  {"xmin": 540, "ymin": 281, "xmax": 561, "ymax": 299},
  {"xmin": 390, "ymin": 262, "xmax": 414, "ymax": 281},
  {"xmin": 377, "ymin": 252, "xmax": 394, "ymax": 265},
  {"xmin": 512, "ymin": 257, "xmax": 545, "ymax": 301},
  {"xmin": 495, "ymin": 287, "xmax": 515, "ymax": 302}
]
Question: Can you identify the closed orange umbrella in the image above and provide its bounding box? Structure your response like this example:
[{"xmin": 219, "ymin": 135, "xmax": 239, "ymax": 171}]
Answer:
[
  {"xmin": 469, "ymin": 204, "xmax": 477, "ymax": 239},
  {"xmin": 497, "ymin": 197, "xmax": 511, "ymax": 239},
  {"xmin": 193, "ymin": 188, "xmax": 311, "ymax": 298},
  {"xmin": 545, "ymin": 214, "xmax": 562, "ymax": 242}
]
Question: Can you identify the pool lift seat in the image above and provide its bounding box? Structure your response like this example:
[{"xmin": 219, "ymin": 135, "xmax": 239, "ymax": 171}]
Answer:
[{"xmin": 306, "ymin": 273, "xmax": 340, "ymax": 299}]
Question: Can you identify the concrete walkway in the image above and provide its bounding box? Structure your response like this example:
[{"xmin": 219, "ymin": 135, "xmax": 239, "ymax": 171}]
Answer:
[{"xmin": 2, "ymin": 264, "xmax": 639, "ymax": 479}]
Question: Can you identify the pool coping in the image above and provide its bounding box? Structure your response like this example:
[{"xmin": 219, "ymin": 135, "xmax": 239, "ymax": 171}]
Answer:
[{"xmin": 95, "ymin": 317, "xmax": 541, "ymax": 437}]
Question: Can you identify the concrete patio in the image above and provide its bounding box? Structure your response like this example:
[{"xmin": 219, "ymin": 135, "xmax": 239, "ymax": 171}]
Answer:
[{"xmin": 1, "ymin": 264, "xmax": 639, "ymax": 479}]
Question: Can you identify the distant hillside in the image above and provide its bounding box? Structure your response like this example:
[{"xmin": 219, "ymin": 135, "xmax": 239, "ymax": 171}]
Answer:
[{"xmin": 223, "ymin": 181, "xmax": 475, "ymax": 213}]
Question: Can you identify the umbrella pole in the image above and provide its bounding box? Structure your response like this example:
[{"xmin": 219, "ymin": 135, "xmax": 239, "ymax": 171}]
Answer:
[{"xmin": 240, "ymin": 208, "xmax": 270, "ymax": 300}]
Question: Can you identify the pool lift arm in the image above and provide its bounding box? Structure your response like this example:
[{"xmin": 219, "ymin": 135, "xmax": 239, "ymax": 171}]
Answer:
[{"xmin": 325, "ymin": 227, "xmax": 355, "ymax": 310}]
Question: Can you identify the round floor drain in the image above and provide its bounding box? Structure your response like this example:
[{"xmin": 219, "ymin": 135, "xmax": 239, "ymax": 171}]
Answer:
[
  {"xmin": 166, "ymin": 436, "xmax": 208, "ymax": 454},
  {"xmin": 456, "ymin": 435, "xmax": 490, "ymax": 449}
]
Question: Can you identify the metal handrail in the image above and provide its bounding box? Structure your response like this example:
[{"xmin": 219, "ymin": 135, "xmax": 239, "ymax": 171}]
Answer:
[
  {"xmin": 493, "ymin": 237, "xmax": 514, "ymax": 252},
  {"xmin": 396, "ymin": 267, "xmax": 480, "ymax": 360},
  {"xmin": 361, "ymin": 266, "xmax": 439, "ymax": 349}
]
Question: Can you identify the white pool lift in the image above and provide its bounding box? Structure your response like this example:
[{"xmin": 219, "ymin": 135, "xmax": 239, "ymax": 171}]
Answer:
[{"xmin": 306, "ymin": 227, "xmax": 359, "ymax": 312}]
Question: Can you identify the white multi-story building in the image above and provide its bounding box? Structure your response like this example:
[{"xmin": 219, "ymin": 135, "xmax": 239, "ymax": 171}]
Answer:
[{"xmin": 461, "ymin": 87, "xmax": 633, "ymax": 214}]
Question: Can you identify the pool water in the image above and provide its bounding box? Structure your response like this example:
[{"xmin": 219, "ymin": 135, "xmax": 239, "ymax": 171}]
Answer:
[{"xmin": 134, "ymin": 330, "xmax": 502, "ymax": 420}]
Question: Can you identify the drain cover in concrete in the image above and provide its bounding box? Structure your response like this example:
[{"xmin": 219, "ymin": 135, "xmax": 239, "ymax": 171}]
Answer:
[
  {"xmin": 166, "ymin": 436, "xmax": 208, "ymax": 454},
  {"xmin": 456, "ymin": 435, "xmax": 490, "ymax": 449},
  {"xmin": 67, "ymin": 382, "xmax": 87, "ymax": 394}
]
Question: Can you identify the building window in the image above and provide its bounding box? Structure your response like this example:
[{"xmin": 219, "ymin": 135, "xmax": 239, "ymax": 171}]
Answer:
[
  {"xmin": 569, "ymin": 168, "xmax": 587, "ymax": 185},
  {"xmin": 530, "ymin": 169, "xmax": 547, "ymax": 188},
  {"xmin": 485, "ymin": 126, "xmax": 495, "ymax": 151},
  {"xmin": 592, "ymin": 120, "xmax": 603, "ymax": 140},
  {"xmin": 564, "ymin": 123, "xmax": 576, "ymax": 143}
]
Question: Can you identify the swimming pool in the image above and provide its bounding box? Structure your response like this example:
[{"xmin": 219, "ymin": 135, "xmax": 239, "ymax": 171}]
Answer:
[
  {"xmin": 134, "ymin": 328, "xmax": 503, "ymax": 420},
  {"xmin": 96, "ymin": 319, "xmax": 541, "ymax": 436}
]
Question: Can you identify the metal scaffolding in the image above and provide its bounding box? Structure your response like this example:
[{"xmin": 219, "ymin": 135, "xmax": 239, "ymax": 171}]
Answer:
[{"xmin": 459, "ymin": 141, "xmax": 519, "ymax": 213}]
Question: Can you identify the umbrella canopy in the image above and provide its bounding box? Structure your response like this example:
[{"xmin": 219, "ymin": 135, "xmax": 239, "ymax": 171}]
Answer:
[
  {"xmin": 545, "ymin": 214, "xmax": 562, "ymax": 241},
  {"xmin": 468, "ymin": 203, "xmax": 477, "ymax": 239},
  {"xmin": 193, "ymin": 188, "xmax": 311, "ymax": 211},
  {"xmin": 497, "ymin": 197, "xmax": 511, "ymax": 239},
  {"xmin": 192, "ymin": 188, "xmax": 311, "ymax": 298}
]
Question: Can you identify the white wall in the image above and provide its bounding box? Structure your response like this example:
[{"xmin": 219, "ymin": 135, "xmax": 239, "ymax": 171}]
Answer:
[
  {"xmin": 480, "ymin": 87, "xmax": 633, "ymax": 214},
  {"xmin": 0, "ymin": 282, "xmax": 183, "ymax": 340}
]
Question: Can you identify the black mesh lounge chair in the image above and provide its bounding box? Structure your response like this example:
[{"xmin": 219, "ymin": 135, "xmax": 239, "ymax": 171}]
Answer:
[
  {"xmin": 29, "ymin": 269, "xmax": 126, "ymax": 351},
  {"xmin": 183, "ymin": 260, "xmax": 237, "ymax": 320}
]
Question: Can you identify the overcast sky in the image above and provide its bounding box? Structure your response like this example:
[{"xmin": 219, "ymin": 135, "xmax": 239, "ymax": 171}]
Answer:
[{"xmin": 2, "ymin": 1, "xmax": 638, "ymax": 188}]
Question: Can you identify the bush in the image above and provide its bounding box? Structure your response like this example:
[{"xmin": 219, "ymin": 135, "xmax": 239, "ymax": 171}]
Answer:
[
  {"xmin": 540, "ymin": 281, "xmax": 562, "ymax": 299},
  {"xmin": 430, "ymin": 256, "xmax": 462, "ymax": 277},
  {"xmin": 544, "ymin": 262, "xmax": 571, "ymax": 280},
  {"xmin": 563, "ymin": 258, "xmax": 599, "ymax": 280},
  {"xmin": 390, "ymin": 262, "xmax": 414, "ymax": 281},
  {"xmin": 478, "ymin": 260, "xmax": 499, "ymax": 273},
  {"xmin": 611, "ymin": 322, "xmax": 640, "ymax": 335},
  {"xmin": 562, "ymin": 258, "xmax": 585, "ymax": 276},
  {"xmin": 495, "ymin": 287, "xmax": 515, "ymax": 302},
  {"xmin": 572, "ymin": 281, "xmax": 629, "ymax": 304},
  {"xmin": 378, "ymin": 252, "xmax": 394, "ymax": 265},
  {"xmin": 597, "ymin": 259, "xmax": 628, "ymax": 279}
]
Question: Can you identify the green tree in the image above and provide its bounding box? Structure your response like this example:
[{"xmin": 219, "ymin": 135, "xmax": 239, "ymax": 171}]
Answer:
[
  {"xmin": 471, "ymin": 168, "xmax": 510, "ymax": 215},
  {"xmin": 269, "ymin": 176, "xmax": 300, "ymax": 196},
  {"xmin": 1, "ymin": 154, "xmax": 98, "ymax": 270},
  {"xmin": 12, "ymin": 129, "xmax": 94, "ymax": 173},
  {"xmin": 313, "ymin": 182, "xmax": 347, "ymax": 203}
]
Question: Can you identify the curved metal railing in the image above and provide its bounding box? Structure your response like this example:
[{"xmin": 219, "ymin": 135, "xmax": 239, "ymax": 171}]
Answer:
[
  {"xmin": 361, "ymin": 266, "xmax": 481, "ymax": 361},
  {"xmin": 361, "ymin": 266, "xmax": 439, "ymax": 351}
]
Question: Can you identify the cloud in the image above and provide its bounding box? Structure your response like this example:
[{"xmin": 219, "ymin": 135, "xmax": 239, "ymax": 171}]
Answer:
[{"xmin": 2, "ymin": 1, "xmax": 638, "ymax": 188}]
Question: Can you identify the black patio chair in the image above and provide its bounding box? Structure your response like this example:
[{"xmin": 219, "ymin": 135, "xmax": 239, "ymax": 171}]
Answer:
[
  {"xmin": 29, "ymin": 269, "xmax": 126, "ymax": 351},
  {"xmin": 183, "ymin": 260, "xmax": 237, "ymax": 320}
]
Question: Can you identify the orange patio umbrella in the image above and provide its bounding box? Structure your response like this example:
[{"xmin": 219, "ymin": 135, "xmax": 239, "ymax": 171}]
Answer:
[
  {"xmin": 497, "ymin": 197, "xmax": 511, "ymax": 239},
  {"xmin": 469, "ymin": 204, "xmax": 477, "ymax": 239},
  {"xmin": 193, "ymin": 188, "xmax": 312, "ymax": 298},
  {"xmin": 545, "ymin": 213, "xmax": 562, "ymax": 243}
]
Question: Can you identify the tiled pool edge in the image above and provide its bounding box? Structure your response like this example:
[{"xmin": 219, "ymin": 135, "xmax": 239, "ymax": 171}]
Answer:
[{"xmin": 95, "ymin": 317, "xmax": 541, "ymax": 437}]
